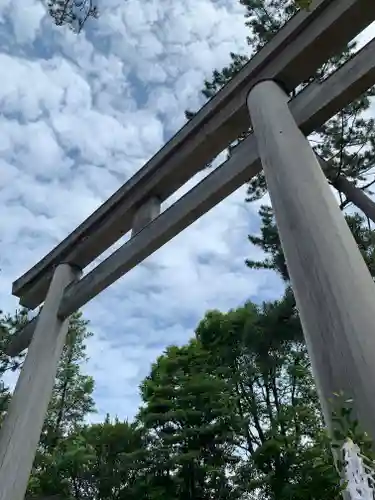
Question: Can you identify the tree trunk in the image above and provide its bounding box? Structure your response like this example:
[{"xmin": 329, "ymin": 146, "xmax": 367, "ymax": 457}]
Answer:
[
  {"xmin": 332, "ymin": 174, "xmax": 375, "ymax": 223},
  {"xmin": 50, "ymin": 344, "xmax": 74, "ymax": 450},
  {"xmin": 316, "ymin": 156, "xmax": 375, "ymax": 223}
]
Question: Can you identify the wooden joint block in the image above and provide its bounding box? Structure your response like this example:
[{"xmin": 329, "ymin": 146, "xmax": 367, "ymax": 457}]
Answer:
[{"xmin": 131, "ymin": 197, "xmax": 161, "ymax": 237}]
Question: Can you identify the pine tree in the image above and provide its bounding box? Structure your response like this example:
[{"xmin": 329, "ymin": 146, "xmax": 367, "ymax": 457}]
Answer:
[
  {"xmin": 195, "ymin": 300, "xmax": 342, "ymax": 500},
  {"xmin": 46, "ymin": 0, "xmax": 99, "ymax": 33},
  {"xmin": 78, "ymin": 418, "xmax": 146, "ymax": 500},
  {"xmin": 39, "ymin": 312, "xmax": 96, "ymax": 452},
  {"xmin": 0, "ymin": 308, "xmax": 29, "ymax": 424},
  {"xmin": 187, "ymin": 0, "xmax": 375, "ymax": 221},
  {"xmin": 138, "ymin": 340, "xmax": 240, "ymax": 500},
  {"xmin": 28, "ymin": 312, "xmax": 96, "ymax": 497},
  {"xmin": 247, "ymin": 206, "xmax": 375, "ymax": 282},
  {"xmin": 28, "ymin": 417, "xmax": 147, "ymax": 500}
]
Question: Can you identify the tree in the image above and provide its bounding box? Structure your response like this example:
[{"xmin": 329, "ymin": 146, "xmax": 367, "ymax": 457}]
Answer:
[
  {"xmin": 28, "ymin": 312, "xmax": 96, "ymax": 497},
  {"xmin": 40, "ymin": 312, "xmax": 96, "ymax": 451},
  {"xmin": 137, "ymin": 340, "xmax": 241, "ymax": 500},
  {"xmin": 187, "ymin": 0, "xmax": 375, "ymax": 223},
  {"xmin": 247, "ymin": 205, "xmax": 375, "ymax": 282},
  {"xmin": 78, "ymin": 417, "xmax": 146, "ymax": 500},
  {"xmin": 0, "ymin": 308, "xmax": 28, "ymax": 374},
  {"xmin": 29, "ymin": 417, "xmax": 147, "ymax": 500},
  {"xmin": 22, "ymin": 297, "xmax": 351, "ymax": 500},
  {"xmin": 47, "ymin": 0, "xmax": 99, "ymax": 33},
  {"xmin": 134, "ymin": 297, "xmax": 344, "ymax": 500},
  {"xmin": 195, "ymin": 300, "xmax": 342, "ymax": 500},
  {"xmin": 0, "ymin": 308, "xmax": 29, "ymax": 424}
]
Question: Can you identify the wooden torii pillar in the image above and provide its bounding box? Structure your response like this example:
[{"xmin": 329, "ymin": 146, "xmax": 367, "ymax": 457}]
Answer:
[
  {"xmin": 247, "ymin": 79, "xmax": 375, "ymax": 438},
  {"xmin": 0, "ymin": 203, "xmax": 160, "ymax": 500},
  {"xmin": 0, "ymin": 264, "xmax": 80, "ymax": 500}
]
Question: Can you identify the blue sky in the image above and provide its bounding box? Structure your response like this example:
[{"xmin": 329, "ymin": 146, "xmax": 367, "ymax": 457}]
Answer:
[
  {"xmin": 1, "ymin": 0, "xmax": 373, "ymax": 422},
  {"xmin": 0, "ymin": 0, "xmax": 286, "ymax": 422}
]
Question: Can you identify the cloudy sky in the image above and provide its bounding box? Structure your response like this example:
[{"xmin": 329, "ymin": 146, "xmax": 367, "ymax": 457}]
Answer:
[{"xmin": 0, "ymin": 0, "xmax": 373, "ymax": 422}]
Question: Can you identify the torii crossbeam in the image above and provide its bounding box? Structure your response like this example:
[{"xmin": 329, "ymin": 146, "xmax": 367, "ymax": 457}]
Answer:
[{"xmin": 1, "ymin": 1, "xmax": 375, "ymax": 499}]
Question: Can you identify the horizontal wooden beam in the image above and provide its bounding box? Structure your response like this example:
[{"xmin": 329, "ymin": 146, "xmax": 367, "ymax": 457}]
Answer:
[
  {"xmin": 12, "ymin": 0, "xmax": 374, "ymax": 309},
  {"xmin": 57, "ymin": 134, "xmax": 260, "ymax": 318},
  {"xmin": 5, "ymin": 316, "xmax": 38, "ymax": 357},
  {"xmin": 7, "ymin": 36, "xmax": 375, "ymax": 356}
]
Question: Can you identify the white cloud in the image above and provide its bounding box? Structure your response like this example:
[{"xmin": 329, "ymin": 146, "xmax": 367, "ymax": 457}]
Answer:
[
  {"xmin": 6, "ymin": 0, "xmax": 45, "ymax": 44},
  {"xmin": 0, "ymin": 0, "xmax": 280, "ymax": 422}
]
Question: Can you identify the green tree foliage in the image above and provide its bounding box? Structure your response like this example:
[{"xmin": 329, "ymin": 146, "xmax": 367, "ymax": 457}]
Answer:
[
  {"xmin": 40, "ymin": 312, "xmax": 96, "ymax": 451},
  {"xmin": 187, "ymin": 0, "xmax": 375, "ymax": 217},
  {"xmin": 126, "ymin": 299, "xmax": 345, "ymax": 500},
  {"xmin": 29, "ymin": 417, "xmax": 146, "ymax": 500},
  {"xmin": 138, "ymin": 340, "xmax": 240, "ymax": 500},
  {"xmin": 0, "ymin": 308, "xmax": 29, "ymax": 423},
  {"xmin": 195, "ymin": 302, "xmax": 342, "ymax": 500},
  {"xmin": 8, "ymin": 297, "xmax": 351, "ymax": 500},
  {"xmin": 23, "ymin": 297, "xmax": 346, "ymax": 500},
  {"xmin": 78, "ymin": 417, "xmax": 146, "ymax": 499},
  {"xmin": 0, "ymin": 308, "xmax": 28, "ymax": 374},
  {"xmin": 46, "ymin": 0, "xmax": 99, "ymax": 33},
  {"xmin": 294, "ymin": 0, "xmax": 312, "ymax": 8},
  {"xmin": 28, "ymin": 313, "xmax": 96, "ymax": 497},
  {"xmin": 247, "ymin": 205, "xmax": 375, "ymax": 282}
]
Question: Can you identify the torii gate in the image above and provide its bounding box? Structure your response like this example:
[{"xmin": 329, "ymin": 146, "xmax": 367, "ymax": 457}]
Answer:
[{"xmin": 1, "ymin": 0, "xmax": 375, "ymax": 498}]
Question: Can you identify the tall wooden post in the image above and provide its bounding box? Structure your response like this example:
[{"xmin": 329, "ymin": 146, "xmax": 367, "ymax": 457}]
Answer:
[
  {"xmin": 247, "ymin": 80, "xmax": 375, "ymax": 439},
  {"xmin": 131, "ymin": 197, "xmax": 161, "ymax": 237},
  {"xmin": 0, "ymin": 264, "xmax": 80, "ymax": 500}
]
